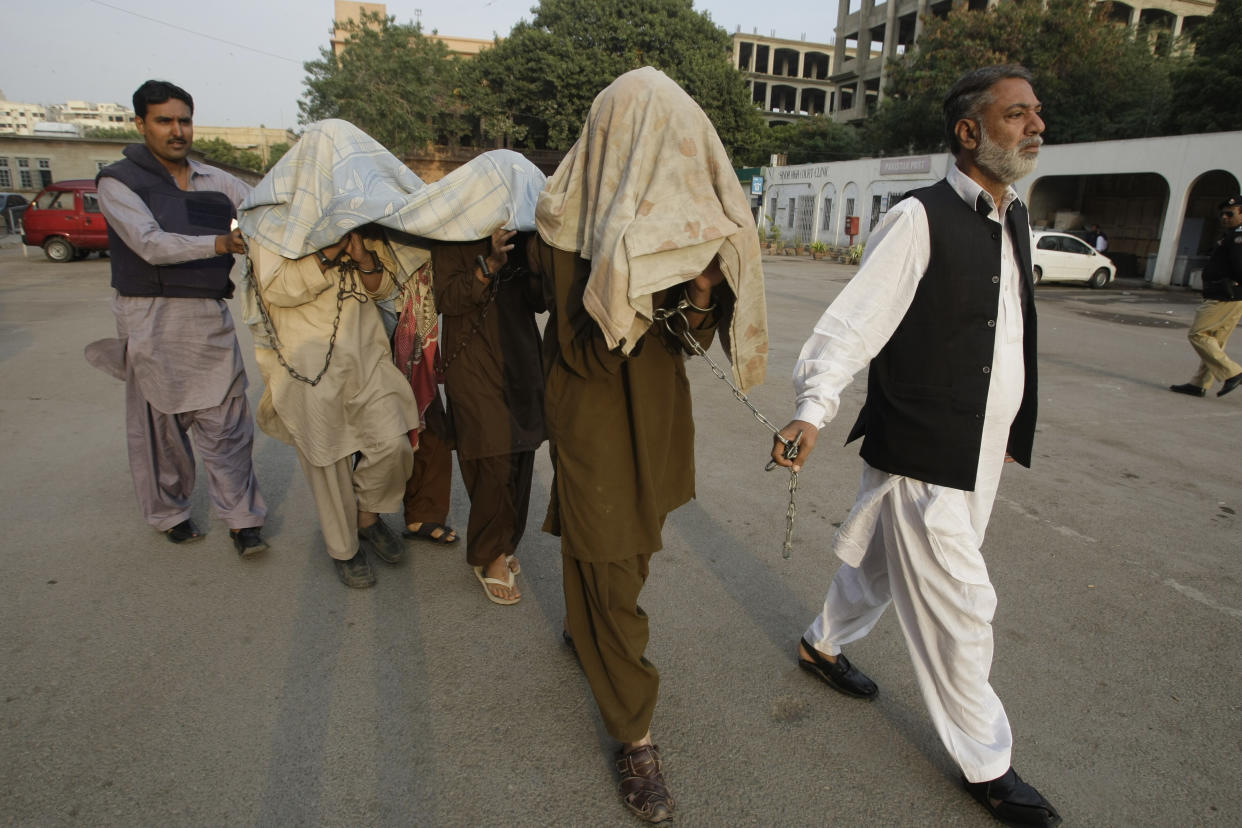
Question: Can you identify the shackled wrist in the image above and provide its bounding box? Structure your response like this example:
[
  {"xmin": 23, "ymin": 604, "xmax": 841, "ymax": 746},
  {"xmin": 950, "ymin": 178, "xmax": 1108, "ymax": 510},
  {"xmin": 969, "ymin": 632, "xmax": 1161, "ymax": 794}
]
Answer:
[{"xmin": 683, "ymin": 290, "xmax": 716, "ymax": 314}]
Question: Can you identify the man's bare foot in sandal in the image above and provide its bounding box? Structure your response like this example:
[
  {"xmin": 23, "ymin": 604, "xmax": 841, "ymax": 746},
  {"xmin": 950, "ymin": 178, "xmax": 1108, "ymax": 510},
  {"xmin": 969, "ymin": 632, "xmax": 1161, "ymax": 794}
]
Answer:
[
  {"xmin": 472, "ymin": 552, "xmax": 521, "ymax": 605},
  {"xmin": 403, "ymin": 521, "xmax": 458, "ymax": 544}
]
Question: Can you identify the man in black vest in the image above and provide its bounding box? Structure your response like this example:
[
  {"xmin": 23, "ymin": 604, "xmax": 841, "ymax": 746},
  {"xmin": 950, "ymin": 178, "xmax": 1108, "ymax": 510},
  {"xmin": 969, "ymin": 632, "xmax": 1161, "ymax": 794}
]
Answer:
[
  {"xmin": 771, "ymin": 66, "xmax": 1059, "ymax": 826},
  {"xmin": 91, "ymin": 80, "xmax": 268, "ymax": 556}
]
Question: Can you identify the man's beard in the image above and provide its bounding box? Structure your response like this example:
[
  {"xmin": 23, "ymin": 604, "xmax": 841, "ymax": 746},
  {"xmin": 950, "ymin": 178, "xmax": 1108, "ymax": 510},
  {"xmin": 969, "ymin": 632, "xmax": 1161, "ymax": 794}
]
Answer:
[{"xmin": 976, "ymin": 125, "xmax": 1041, "ymax": 184}]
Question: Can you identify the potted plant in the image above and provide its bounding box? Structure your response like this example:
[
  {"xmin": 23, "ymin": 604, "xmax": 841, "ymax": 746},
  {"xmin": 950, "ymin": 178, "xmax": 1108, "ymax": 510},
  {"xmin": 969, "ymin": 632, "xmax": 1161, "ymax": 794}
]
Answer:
[
  {"xmin": 810, "ymin": 240, "xmax": 828, "ymax": 260},
  {"xmin": 768, "ymin": 224, "xmax": 782, "ymax": 254},
  {"xmin": 848, "ymin": 242, "xmax": 865, "ymax": 265}
]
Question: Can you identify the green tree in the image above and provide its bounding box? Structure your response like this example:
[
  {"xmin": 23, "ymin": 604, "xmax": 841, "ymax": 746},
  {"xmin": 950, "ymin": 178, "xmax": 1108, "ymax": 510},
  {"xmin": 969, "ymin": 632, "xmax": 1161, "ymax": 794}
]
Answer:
[
  {"xmin": 468, "ymin": 0, "xmax": 763, "ymax": 158},
  {"xmin": 194, "ymin": 137, "xmax": 264, "ymax": 172},
  {"xmin": 865, "ymin": 0, "xmax": 1174, "ymax": 155},
  {"xmin": 300, "ymin": 11, "xmax": 470, "ymax": 154},
  {"xmin": 263, "ymin": 141, "xmax": 293, "ymax": 172},
  {"xmin": 761, "ymin": 118, "xmax": 864, "ymax": 165},
  {"xmin": 1168, "ymin": 0, "xmax": 1242, "ymax": 133},
  {"xmin": 85, "ymin": 127, "xmax": 140, "ymax": 140}
]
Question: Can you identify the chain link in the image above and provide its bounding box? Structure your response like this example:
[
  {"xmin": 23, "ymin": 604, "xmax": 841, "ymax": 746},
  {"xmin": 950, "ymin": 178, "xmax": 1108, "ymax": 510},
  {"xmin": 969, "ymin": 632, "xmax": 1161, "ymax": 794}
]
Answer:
[
  {"xmin": 250, "ymin": 254, "xmax": 370, "ymax": 386},
  {"xmin": 653, "ymin": 300, "xmax": 801, "ymax": 558},
  {"xmin": 437, "ymin": 257, "xmax": 526, "ymax": 373}
]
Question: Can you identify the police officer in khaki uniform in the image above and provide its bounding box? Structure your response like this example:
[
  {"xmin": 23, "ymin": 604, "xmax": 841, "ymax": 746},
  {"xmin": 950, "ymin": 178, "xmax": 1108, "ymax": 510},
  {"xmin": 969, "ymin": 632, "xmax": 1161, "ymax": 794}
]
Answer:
[{"xmin": 1170, "ymin": 195, "xmax": 1242, "ymax": 398}]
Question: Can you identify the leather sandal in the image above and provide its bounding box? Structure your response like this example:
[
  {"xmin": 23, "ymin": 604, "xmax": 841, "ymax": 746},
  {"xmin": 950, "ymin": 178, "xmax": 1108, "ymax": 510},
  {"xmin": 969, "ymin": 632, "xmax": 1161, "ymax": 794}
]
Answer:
[
  {"xmin": 616, "ymin": 744, "xmax": 675, "ymax": 823},
  {"xmin": 402, "ymin": 521, "xmax": 458, "ymax": 544}
]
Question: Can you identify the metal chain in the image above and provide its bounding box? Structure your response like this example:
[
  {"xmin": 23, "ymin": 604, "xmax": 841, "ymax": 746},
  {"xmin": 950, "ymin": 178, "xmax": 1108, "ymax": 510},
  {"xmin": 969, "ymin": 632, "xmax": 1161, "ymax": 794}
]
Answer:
[
  {"xmin": 652, "ymin": 299, "xmax": 802, "ymax": 558},
  {"xmin": 437, "ymin": 260, "xmax": 522, "ymax": 373},
  {"xmin": 250, "ymin": 255, "xmax": 370, "ymax": 386}
]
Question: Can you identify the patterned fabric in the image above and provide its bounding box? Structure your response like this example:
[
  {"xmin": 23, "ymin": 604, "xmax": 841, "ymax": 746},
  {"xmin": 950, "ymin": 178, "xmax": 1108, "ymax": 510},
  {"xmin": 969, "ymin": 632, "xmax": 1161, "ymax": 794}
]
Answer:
[
  {"xmin": 536, "ymin": 67, "xmax": 768, "ymax": 391},
  {"xmin": 392, "ymin": 261, "xmax": 440, "ymax": 449},
  {"xmin": 237, "ymin": 119, "xmax": 544, "ymax": 277}
]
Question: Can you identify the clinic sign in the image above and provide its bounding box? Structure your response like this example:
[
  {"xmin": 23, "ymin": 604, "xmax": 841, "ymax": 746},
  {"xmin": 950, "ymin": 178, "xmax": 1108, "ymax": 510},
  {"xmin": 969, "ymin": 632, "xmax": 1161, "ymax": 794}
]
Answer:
[{"xmin": 880, "ymin": 156, "xmax": 931, "ymax": 175}]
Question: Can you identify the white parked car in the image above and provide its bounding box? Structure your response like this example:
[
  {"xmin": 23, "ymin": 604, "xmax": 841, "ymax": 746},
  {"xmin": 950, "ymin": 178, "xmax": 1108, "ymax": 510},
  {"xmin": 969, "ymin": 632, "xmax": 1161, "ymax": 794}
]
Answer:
[{"xmin": 1031, "ymin": 231, "xmax": 1115, "ymax": 288}]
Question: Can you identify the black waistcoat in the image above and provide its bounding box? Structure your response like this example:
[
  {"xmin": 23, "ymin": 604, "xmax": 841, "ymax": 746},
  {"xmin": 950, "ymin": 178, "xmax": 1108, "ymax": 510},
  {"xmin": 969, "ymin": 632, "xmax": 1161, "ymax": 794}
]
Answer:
[
  {"xmin": 844, "ymin": 178, "xmax": 1038, "ymax": 491},
  {"xmin": 97, "ymin": 144, "xmax": 236, "ymax": 299}
]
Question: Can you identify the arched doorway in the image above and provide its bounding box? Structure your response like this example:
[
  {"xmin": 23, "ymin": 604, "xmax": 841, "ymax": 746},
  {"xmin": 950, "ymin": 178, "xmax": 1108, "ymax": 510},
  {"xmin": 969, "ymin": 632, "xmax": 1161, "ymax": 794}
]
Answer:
[
  {"xmin": 1175, "ymin": 170, "xmax": 1241, "ymax": 286},
  {"xmin": 1028, "ymin": 173, "xmax": 1169, "ymax": 280}
]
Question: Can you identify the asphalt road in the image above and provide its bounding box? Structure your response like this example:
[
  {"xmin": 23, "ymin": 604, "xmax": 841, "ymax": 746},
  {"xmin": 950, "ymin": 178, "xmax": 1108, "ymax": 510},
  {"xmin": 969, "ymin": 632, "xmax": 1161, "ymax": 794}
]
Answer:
[{"xmin": 1, "ymin": 242, "xmax": 1239, "ymax": 827}]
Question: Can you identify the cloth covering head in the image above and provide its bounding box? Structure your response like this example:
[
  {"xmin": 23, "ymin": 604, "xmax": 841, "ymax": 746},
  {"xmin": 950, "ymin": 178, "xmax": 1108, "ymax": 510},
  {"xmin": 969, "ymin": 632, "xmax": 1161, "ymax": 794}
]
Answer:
[
  {"xmin": 238, "ymin": 118, "xmax": 546, "ymax": 280},
  {"xmin": 536, "ymin": 67, "xmax": 768, "ymax": 391}
]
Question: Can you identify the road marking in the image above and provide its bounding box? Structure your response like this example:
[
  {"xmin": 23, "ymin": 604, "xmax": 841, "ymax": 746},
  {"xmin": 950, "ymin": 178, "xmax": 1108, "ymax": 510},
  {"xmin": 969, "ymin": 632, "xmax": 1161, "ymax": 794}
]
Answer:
[
  {"xmin": 996, "ymin": 495, "xmax": 1097, "ymax": 543},
  {"xmin": 1162, "ymin": 579, "xmax": 1242, "ymax": 620}
]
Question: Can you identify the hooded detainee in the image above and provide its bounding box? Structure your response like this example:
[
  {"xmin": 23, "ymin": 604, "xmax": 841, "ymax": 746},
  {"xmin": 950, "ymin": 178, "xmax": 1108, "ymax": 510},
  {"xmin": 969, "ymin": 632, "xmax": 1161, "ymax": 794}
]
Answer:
[{"xmin": 533, "ymin": 66, "xmax": 768, "ymax": 823}]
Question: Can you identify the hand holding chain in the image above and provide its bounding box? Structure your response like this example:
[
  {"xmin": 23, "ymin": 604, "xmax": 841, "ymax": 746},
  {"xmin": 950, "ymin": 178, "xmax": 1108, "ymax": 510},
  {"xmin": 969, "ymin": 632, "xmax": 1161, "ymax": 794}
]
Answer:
[{"xmin": 652, "ymin": 297, "xmax": 801, "ymax": 558}]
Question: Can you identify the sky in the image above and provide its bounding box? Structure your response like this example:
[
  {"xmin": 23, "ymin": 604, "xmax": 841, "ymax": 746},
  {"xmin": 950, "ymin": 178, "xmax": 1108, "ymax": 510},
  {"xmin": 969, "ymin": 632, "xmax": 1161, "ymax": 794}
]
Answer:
[{"xmin": 0, "ymin": 0, "xmax": 838, "ymax": 130}]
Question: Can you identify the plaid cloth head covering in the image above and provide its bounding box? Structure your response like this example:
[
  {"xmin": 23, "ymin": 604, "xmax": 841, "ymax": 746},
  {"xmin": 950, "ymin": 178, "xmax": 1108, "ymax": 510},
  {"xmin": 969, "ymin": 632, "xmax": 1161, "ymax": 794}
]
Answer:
[{"xmin": 238, "ymin": 118, "xmax": 545, "ymax": 279}]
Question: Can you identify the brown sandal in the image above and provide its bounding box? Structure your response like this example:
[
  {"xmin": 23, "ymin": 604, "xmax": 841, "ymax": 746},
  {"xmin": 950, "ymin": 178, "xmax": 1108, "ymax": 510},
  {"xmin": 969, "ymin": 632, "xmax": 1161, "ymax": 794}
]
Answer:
[{"xmin": 616, "ymin": 744, "xmax": 675, "ymax": 823}]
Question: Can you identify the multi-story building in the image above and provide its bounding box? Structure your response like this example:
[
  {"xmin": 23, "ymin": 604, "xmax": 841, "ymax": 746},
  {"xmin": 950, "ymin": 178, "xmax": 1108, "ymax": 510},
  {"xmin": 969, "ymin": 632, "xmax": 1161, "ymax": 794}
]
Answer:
[
  {"xmin": 331, "ymin": 1, "xmax": 494, "ymax": 57},
  {"xmin": 732, "ymin": 31, "xmax": 837, "ymax": 126},
  {"xmin": 827, "ymin": 0, "xmax": 1217, "ymax": 124},
  {"xmin": 0, "ymin": 98, "xmax": 50, "ymax": 136},
  {"xmin": 47, "ymin": 100, "xmax": 134, "ymax": 132}
]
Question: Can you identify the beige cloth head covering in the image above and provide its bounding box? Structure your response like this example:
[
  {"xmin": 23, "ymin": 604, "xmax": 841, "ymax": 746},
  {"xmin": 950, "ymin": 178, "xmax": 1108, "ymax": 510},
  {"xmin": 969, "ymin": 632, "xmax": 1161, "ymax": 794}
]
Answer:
[{"xmin": 536, "ymin": 67, "xmax": 768, "ymax": 391}]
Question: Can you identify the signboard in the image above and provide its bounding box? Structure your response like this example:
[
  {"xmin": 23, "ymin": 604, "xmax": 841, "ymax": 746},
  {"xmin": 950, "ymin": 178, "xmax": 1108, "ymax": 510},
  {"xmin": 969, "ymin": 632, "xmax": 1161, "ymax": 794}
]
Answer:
[
  {"xmin": 750, "ymin": 175, "xmax": 764, "ymax": 196},
  {"xmin": 880, "ymin": 156, "xmax": 932, "ymax": 175}
]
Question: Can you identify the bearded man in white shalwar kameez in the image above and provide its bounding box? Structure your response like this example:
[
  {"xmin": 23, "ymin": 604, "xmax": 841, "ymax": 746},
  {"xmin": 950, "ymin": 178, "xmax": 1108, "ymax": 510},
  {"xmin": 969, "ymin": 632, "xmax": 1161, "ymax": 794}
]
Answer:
[{"xmin": 770, "ymin": 65, "xmax": 1061, "ymax": 827}]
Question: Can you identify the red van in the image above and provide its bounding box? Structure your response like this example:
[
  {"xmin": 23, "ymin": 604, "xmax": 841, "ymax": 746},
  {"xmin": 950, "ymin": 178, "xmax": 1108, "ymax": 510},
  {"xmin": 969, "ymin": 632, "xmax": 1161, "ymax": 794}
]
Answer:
[{"xmin": 20, "ymin": 180, "xmax": 111, "ymax": 262}]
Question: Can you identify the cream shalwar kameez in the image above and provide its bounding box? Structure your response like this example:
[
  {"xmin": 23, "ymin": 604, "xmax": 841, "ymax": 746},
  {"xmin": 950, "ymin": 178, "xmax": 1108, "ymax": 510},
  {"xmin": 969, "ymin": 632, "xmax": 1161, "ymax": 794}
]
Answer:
[
  {"xmin": 794, "ymin": 164, "xmax": 1027, "ymax": 783},
  {"xmin": 249, "ymin": 241, "xmax": 417, "ymax": 561}
]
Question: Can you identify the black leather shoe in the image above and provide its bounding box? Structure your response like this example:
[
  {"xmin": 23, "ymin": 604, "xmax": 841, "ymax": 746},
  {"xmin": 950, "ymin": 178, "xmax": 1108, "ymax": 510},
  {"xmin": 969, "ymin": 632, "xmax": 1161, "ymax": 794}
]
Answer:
[
  {"xmin": 963, "ymin": 767, "xmax": 1061, "ymax": 826},
  {"xmin": 797, "ymin": 637, "xmax": 878, "ymax": 699},
  {"xmin": 358, "ymin": 519, "xmax": 402, "ymax": 565},
  {"xmin": 1217, "ymin": 372, "xmax": 1242, "ymax": 397},
  {"xmin": 334, "ymin": 548, "xmax": 376, "ymax": 588},
  {"xmin": 229, "ymin": 526, "xmax": 268, "ymax": 558},
  {"xmin": 165, "ymin": 519, "xmax": 204, "ymax": 545},
  {"xmin": 1169, "ymin": 382, "xmax": 1206, "ymax": 397}
]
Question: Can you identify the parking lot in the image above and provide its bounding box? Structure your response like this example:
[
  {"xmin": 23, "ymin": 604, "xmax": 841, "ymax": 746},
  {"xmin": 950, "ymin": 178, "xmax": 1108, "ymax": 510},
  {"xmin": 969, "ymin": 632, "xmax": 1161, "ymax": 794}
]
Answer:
[{"xmin": 1, "ymin": 245, "xmax": 1239, "ymax": 826}]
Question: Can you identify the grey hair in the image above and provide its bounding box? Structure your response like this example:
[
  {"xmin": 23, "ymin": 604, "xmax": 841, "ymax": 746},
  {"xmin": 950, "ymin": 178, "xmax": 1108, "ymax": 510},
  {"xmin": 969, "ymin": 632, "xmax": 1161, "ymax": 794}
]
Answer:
[{"xmin": 943, "ymin": 64, "xmax": 1033, "ymax": 153}]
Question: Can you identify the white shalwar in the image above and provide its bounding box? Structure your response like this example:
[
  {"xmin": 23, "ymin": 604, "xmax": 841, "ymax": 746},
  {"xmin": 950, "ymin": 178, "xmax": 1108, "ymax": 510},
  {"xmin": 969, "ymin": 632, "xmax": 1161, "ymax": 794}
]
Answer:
[{"xmin": 795, "ymin": 164, "xmax": 1027, "ymax": 784}]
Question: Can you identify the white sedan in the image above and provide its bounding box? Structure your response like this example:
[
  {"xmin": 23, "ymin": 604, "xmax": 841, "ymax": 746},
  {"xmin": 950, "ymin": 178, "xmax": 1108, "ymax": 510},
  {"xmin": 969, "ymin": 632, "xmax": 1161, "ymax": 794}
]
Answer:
[{"xmin": 1031, "ymin": 231, "xmax": 1115, "ymax": 288}]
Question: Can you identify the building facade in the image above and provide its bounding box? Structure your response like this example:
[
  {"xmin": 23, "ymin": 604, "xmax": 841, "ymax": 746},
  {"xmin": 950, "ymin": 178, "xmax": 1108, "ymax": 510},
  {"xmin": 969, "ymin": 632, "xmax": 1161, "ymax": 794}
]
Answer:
[
  {"xmin": 827, "ymin": 0, "xmax": 1216, "ymax": 123},
  {"xmin": 755, "ymin": 130, "xmax": 1241, "ymax": 287},
  {"xmin": 0, "ymin": 100, "xmax": 50, "ymax": 136}
]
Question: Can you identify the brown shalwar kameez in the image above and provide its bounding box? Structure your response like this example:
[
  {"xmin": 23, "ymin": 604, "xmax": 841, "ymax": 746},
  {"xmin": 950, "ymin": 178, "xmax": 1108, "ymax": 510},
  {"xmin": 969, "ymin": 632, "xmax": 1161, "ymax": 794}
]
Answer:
[
  {"xmin": 537, "ymin": 242, "xmax": 719, "ymax": 741},
  {"xmin": 402, "ymin": 395, "xmax": 453, "ymax": 528},
  {"xmin": 433, "ymin": 239, "xmax": 546, "ymax": 568}
]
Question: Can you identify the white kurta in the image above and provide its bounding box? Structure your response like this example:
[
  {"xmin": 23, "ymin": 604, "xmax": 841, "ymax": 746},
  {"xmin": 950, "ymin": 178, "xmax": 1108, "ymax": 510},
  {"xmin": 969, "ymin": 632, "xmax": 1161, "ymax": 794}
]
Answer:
[{"xmin": 795, "ymin": 164, "xmax": 1029, "ymax": 783}]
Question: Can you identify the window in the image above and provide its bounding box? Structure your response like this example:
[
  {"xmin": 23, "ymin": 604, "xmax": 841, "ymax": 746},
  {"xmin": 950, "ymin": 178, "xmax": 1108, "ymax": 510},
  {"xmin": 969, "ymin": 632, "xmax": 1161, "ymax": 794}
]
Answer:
[
  {"xmin": 844, "ymin": 197, "xmax": 855, "ymax": 232},
  {"xmin": 870, "ymin": 195, "xmax": 883, "ymax": 231},
  {"xmin": 0, "ymin": 158, "xmax": 10, "ymax": 189},
  {"xmin": 17, "ymin": 158, "xmax": 31, "ymax": 189},
  {"xmin": 768, "ymin": 198, "xmax": 777, "ymax": 221},
  {"xmin": 37, "ymin": 159, "xmax": 51, "ymax": 187},
  {"xmin": 822, "ymin": 198, "xmax": 833, "ymax": 231},
  {"xmin": 787, "ymin": 197, "xmax": 796, "ymax": 228},
  {"xmin": 36, "ymin": 190, "xmax": 75, "ymax": 210},
  {"xmin": 1036, "ymin": 236, "xmax": 1061, "ymax": 251},
  {"xmin": 83, "ymin": 192, "xmax": 101, "ymax": 213},
  {"xmin": 1062, "ymin": 237, "xmax": 1092, "ymax": 255}
]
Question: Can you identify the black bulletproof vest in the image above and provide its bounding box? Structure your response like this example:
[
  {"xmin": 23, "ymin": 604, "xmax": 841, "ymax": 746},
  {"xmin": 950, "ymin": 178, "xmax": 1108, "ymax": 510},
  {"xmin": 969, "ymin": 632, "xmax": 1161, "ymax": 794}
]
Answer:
[
  {"xmin": 97, "ymin": 144, "xmax": 236, "ymax": 299},
  {"xmin": 844, "ymin": 178, "xmax": 1038, "ymax": 491}
]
